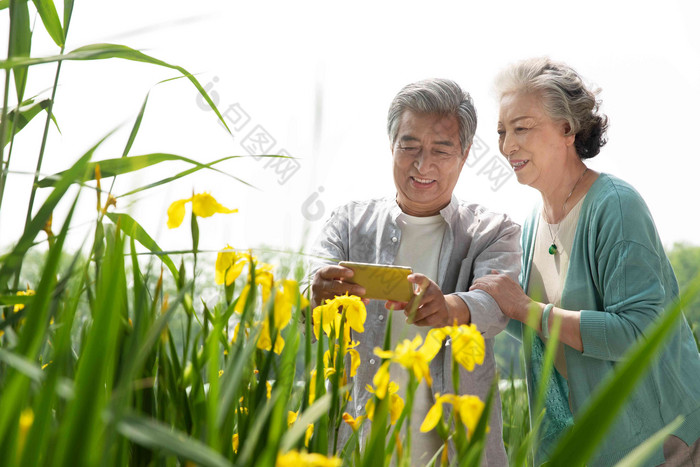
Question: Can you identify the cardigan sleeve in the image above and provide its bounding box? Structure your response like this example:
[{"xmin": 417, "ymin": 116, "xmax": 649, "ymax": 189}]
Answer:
[
  {"xmin": 579, "ymin": 240, "xmax": 672, "ymax": 360},
  {"xmin": 578, "ymin": 176, "xmax": 678, "ymax": 361}
]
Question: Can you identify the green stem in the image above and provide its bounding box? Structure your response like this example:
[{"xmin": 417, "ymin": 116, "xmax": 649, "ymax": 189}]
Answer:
[
  {"xmin": 0, "ymin": 70, "xmax": 13, "ymax": 214},
  {"xmin": 13, "ymin": 49, "xmax": 66, "ymax": 291}
]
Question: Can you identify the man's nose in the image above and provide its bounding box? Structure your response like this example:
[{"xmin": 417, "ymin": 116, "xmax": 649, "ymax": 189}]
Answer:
[{"xmin": 413, "ymin": 151, "xmax": 430, "ymax": 172}]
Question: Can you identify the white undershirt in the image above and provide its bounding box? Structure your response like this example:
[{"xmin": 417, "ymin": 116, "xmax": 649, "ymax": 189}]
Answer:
[
  {"xmin": 529, "ymin": 195, "xmax": 586, "ymax": 379},
  {"xmin": 390, "ymin": 212, "xmax": 446, "ymax": 464}
]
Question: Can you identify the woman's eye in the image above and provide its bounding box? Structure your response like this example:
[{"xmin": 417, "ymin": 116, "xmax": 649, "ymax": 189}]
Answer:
[{"xmin": 515, "ymin": 127, "xmax": 528, "ymax": 133}]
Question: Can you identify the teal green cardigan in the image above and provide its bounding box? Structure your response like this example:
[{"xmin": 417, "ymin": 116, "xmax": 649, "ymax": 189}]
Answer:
[{"xmin": 510, "ymin": 173, "xmax": 700, "ymax": 466}]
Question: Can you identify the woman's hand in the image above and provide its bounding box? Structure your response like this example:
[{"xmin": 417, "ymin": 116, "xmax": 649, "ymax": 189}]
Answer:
[
  {"xmin": 469, "ymin": 270, "xmax": 533, "ymax": 322},
  {"xmin": 385, "ymin": 273, "xmax": 470, "ymax": 327}
]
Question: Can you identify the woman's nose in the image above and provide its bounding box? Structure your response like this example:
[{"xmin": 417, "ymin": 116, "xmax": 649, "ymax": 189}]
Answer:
[{"xmin": 500, "ymin": 132, "xmax": 517, "ymax": 156}]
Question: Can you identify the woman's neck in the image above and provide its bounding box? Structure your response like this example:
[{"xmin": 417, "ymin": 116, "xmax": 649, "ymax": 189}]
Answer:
[{"xmin": 540, "ymin": 160, "xmax": 590, "ymax": 223}]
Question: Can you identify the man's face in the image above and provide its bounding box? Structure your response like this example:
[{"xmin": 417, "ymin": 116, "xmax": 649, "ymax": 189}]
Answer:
[{"xmin": 392, "ymin": 110, "xmax": 469, "ymax": 216}]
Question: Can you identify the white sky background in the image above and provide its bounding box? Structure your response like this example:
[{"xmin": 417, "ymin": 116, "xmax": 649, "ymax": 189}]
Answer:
[{"xmin": 1, "ymin": 0, "xmax": 699, "ymax": 264}]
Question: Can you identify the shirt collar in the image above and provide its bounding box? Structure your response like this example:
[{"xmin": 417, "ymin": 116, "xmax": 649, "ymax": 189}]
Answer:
[{"xmin": 391, "ymin": 194, "xmax": 459, "ymax": 223}]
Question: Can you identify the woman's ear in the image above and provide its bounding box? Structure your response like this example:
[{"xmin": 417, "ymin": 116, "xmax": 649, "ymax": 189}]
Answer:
[{"xmin": 562, "ymin": 122, "xmax": 576, "ymax": 146}]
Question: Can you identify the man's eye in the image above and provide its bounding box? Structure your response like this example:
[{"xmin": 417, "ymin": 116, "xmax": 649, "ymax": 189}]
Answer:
[
  {"xmin": 400, "ymin": 146, "xmax": 418, "ymax": 152},
  {"xmin": 515, "ymin": 127, "xmax": 528, "ymax": 133}
]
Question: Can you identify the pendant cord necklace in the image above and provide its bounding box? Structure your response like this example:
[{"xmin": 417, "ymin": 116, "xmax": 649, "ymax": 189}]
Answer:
[{"xmin": 542, "ymin": 167, "xmax": 588, "ymax": 255}]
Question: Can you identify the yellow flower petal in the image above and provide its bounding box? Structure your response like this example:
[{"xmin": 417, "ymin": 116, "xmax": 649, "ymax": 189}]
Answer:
[
  {"xmin": 191, "ymin": 192, "xmax": 237, "ymax": 218},
  {"xmin": 373, "ymin": 361, "xmax": 391, "ymax": 399},
  {"xmin": 215, "ymin": 245, "xmax": 248, "ymax": 285},
  {"xmin": 389, "ymin": 393, "xmax": 404, "ymax": 425},
  {"xmin": 348, "ymin": 348, "xmax": 361, "ymax": 378},
  {"xmin": 420, "ymin": 398, "xmax": 444, "ymax": 432},
  {"xmin": 232, "ymin": 433, "xmax": 239, "ymax": 453},
  {"xmin": 166, "ymin": 198, "xmax": 190, "ymax": 229}
]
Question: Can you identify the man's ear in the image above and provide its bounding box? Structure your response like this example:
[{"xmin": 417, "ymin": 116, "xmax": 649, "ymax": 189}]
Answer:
[{"xmin": 461, "ymin": 144, "xmax": 472, "ymax": 166}]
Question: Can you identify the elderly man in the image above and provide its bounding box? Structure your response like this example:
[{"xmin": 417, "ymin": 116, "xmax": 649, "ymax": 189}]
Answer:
[{"xmin": 310, "ymin": 78, "xmax": 520, "ymax": 466}]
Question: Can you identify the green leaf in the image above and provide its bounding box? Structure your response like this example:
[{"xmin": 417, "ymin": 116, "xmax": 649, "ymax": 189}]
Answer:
[
  {"xmin": 117, "ymin": 155, "xmax": 256, "ymax": 198},
  {"xmin": 546, "ymin": 274, "xmax": 700, "ymax": 466},
  {"xmin": 9, "ymin": 0, "xmax": 32, "ymax": 102},
  {"xmin": 279, "ymin": 394, "xmax": 332, "ymax": 452},
  {"xmin": 614, "ymin": 416, "xmax": 683, "ymax": 467},
  {"xmin": 32, "ymin": 0, "xmax": 64, "ymax": 47},
  {"xmin": 0, "ymin": 0, "xmax": 9, "ymax": 10},
  {"xmin": 0, "ymin": 136, "xmax": 95, "ymax": 285},
  {"xmin": 123, "ymin": 92, "xmax": 149, "ymax": 157},
  {"xmin": 1, "ymin": 98, "xmax": 58, "ymax": 149},
  {"xmin": 37, "ymin": 153, "xmax": 244, "ymax": 188},
  {"xmin": 117, "ymin": 414, "xmax": 232, "ymax": 467},
  {"xmin": 0, "ymin": 43, "xmax": 231, "ymax": 133},
  {"xmin": 105, "ymin": 212, "xmax": 179, "ymax": 284}
]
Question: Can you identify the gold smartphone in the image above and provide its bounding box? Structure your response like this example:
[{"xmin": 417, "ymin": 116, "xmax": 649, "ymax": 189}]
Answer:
[{"xmin": 338, "ymin": 261, "xmax": 414, "ymax": 302}]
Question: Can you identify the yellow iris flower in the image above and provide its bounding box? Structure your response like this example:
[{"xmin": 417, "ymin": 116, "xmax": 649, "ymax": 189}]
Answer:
[
  {"xmin": 311, "ymin": 293, "xmax": 366, "ymax": 343},
  {"xmin": 374, "ymin": 335, "xmax": 434, "ymax": 386},
  {"xmin": 275, "ymin": 450, "xmax": 341, "ymax": 467},
  {"xmin": 342, "ymin": 412, "xmax": 366, "ymax": 431},
  {"xmin": 365, "ymin": 381, "xmax": 404, "ymax": 425},
  {"xmin": 425, "ymin": 324, "xmax": 485, "ymax": 371},
  {"xmin": 215, "ymin": 245, "xmax": 249, "ymax": 286},
  {"xmin": 420, "ymin": 393, "xmax": 487, "ymax": 439},
  {"xmin": 167, "ymin": 192, "xmax": 237, "ymax": 229}
]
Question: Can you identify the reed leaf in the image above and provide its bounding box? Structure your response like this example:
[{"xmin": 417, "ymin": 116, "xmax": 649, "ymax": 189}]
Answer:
[
  {"xmin": 0, "ymin": 134, "xmax": 96, "ymax": 286},
  {"xmin": 1, "ymin": 98, "xmax": 57, "ymax": 149},
  {"xmin": 614, "ymin": 417, "xmax": 683, "ymax": 467},
  {"xmin": 117, "ymin": 414, "xmax": 232, "ymax": 467},
  {"xmin": 38, "ymin": 153, "xmax": 244, "ymax": 188},
  {"xmin": 0, "ymin": 43, "xmax": 231, "ymax": 132},
  {"xmin": 105, "ymin": 212, "xmax": 179, "ymax": 284},
  {"xmin": 31, "ymin": 0, "xmax": 64, "ymax": 47},
  {"xmin": 8, "ymin": 0, "xmax": 31, "ymax": 102}
]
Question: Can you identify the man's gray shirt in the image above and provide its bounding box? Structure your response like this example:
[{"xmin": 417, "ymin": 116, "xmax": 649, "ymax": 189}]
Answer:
[{"xmin": 309, "ymin": 195, "xmax": 521, "ymax": 466}]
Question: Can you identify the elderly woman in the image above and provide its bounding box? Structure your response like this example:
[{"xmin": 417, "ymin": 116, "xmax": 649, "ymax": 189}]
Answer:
[{"xmin": 470, "ymin": 57, "xmax": 700, "ymax": 466}]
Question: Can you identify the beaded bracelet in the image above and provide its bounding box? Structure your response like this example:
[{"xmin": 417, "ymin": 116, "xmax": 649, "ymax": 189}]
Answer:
[{"xmin": 541, "ymin": 303, "xmax": 554, "ymax": 339}]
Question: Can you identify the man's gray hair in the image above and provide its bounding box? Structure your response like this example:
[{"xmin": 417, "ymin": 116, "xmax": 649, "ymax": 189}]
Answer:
[{"xmin": 387, "ymin": 78, "xmax": 477, "ymax": 155}]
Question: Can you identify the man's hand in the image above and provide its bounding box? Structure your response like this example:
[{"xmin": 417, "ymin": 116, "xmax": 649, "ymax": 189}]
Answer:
[
  {"xmin": 311, "ymin": 265, "xmax": 367, "ymax": 307},
  {"xmin": 385, "ymin": 273, "xmax": 470, "ymax": 327}
]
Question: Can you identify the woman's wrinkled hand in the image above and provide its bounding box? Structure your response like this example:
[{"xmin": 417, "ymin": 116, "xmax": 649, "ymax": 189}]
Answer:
[{"xmin": 469, "ymin": 270, "xmax": 532, "ymax": 322}]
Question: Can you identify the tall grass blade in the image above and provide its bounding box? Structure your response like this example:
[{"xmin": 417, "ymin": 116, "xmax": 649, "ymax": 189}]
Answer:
[
  {"xmin": 117, "ymin": 155, "xmax": 256, "ymax": 198},
  {"xmin": 0, "ymin": 139, "xmax": 93, "ymax": 285},
  {"xmin": 38, "ymin": 153, "xmax": 244, "ymax": 188},
  {"xmin": 117, "ymin": 414, "xmax": 232, "ymax": 467},
  {"xmin": 31, "ymin": 0, "xmax": 64, "ymax": 47},
  {"xmin": 0, "ymin": 191, "xmax": 78, "ymax": 454},
  {"xmin": 51, "ymin": 223, "xmax": 127, "ymax": 466},
  {"xmin": 614, "ymin": 416, "xmax": 683, "ymax": 467},
  {"xmin": 1, "ymin": 98, "xmax": 56, "ymax": 149},
  {"xmin": 122, "ymin": 92, "xmax": 149, "ymax": 158},
  {"xmin": 106, "ymin": 212, "xmax": 179, "ymax": 283},
  {"xmin": 0, "ymin": 43, "xmax": 231, "ymax": 132},
  {"xmin": 8, "ymin": 0, "xmax": 31, "ymax": 102}
]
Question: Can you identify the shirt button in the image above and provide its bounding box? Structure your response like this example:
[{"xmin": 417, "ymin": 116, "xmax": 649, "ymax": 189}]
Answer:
[
  {"xmin": 378, "ymin": 314, "xmax": 384, "ymax": 321},
  {"xmin": 391, "ymin": 236, "xmax": 398, "ymax": 243},
  {"xmin": 369, "ymin": 358, "xmax": 376, "ymax": 365}
]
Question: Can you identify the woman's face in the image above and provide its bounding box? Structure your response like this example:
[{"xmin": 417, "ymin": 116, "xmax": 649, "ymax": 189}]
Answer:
[{"xmin": 497, "ymin": 92, "xmax": 574, "ymax": 192}]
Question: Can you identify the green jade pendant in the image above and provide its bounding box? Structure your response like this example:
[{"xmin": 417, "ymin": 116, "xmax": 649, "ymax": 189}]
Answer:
[{"xmin": 548, "ymin": 244, "xmax": 558, "ymax": 255}]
